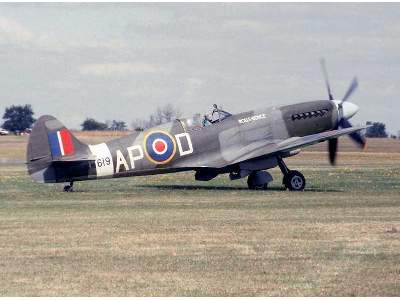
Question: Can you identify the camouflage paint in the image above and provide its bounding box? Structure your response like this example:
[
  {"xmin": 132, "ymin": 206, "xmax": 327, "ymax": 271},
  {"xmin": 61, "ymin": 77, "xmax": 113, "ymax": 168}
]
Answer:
[{"xmin": 27, "ymin": 100, "xmax": 340, "ymax": 183}]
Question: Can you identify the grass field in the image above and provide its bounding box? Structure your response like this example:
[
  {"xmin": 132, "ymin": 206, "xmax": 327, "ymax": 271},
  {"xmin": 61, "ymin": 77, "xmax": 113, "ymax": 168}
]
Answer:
[{"xmin": 0, "ymin": 135, "xmax": 399, "ymax": 296}]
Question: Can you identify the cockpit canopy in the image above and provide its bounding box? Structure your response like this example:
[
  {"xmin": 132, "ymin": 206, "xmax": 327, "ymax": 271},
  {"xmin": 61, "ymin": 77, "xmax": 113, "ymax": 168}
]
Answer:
[
  {"xmin": 178, "ymin": 107, "xmax": 233, "ymax": 131},
  {"xmin": 211, "ymin": 109, "xmax": 232, "ymax": 122}
]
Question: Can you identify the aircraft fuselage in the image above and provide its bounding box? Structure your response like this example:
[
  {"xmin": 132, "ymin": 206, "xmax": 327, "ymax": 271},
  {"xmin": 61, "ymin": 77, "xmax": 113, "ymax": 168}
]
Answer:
[{"xmin": 28, "ymin": 100, "xmax": 338, "ymax": 183}]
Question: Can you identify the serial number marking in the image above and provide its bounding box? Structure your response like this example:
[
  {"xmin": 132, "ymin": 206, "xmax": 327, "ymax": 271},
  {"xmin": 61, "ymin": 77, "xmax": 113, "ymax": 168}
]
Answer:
[
  {"xmin": 238, "ymin": 113, "xmax": 267, "ymax": 124},
  {"xmin": 96, "ymin": 157, "xmax": 111, "ymax": 168}
]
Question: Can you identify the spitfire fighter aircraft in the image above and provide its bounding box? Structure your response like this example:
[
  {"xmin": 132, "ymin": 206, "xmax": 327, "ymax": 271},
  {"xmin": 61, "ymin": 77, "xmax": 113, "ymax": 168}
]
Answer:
[{"xmin": 27, "ymin": 62, "xmax": 367, "ymax": 192}]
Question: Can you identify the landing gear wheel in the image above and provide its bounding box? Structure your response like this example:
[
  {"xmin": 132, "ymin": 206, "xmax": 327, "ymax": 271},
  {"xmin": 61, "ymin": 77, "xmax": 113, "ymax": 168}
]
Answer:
[
  {"xmin": 283, "ymin": 171, "xmax": 305, "ymax": 191},
  {"xmin": 63, "ymin": 182, "xmax": 74, "ymax": 192},
  {"xmin": 247, "ymin": 172, "xmax": 269, "ymax": 190}
]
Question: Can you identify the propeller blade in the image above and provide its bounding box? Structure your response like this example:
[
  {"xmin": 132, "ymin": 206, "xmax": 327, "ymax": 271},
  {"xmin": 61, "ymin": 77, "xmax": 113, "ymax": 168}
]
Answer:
[
  {"xmin": 328, "ymin": 138, "xmax": 338, "ymax": 165},
  {"xmin": 349, "ymin": 131, "xmax": 366, "ymax": 148},
  {"xmin": 339, "ymin": 117, "xmax": 352, "ymax": 128},
  {"xmin": 340, "ymin": 118, "xmax": 366, "ymax": 148},
  {"xmin": 320, "ymin": 58, "xmax": 334, "ymax": 100},
  {"xmin": 341, "ymin": 77, "xmax": 358, "ymax": 103}
]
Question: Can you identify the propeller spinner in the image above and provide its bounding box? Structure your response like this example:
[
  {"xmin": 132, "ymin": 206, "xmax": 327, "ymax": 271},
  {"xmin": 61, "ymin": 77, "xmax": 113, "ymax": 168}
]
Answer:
[{"xmin": 319, "ymin": 59, "xmax": 366, "ymax": 165}]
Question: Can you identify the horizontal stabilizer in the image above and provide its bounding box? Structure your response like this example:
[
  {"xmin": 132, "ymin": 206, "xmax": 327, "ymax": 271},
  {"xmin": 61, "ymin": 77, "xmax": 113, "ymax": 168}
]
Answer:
[{"xmin": 52, "ymin": 155, "xmax": 96, "ymax": 162}]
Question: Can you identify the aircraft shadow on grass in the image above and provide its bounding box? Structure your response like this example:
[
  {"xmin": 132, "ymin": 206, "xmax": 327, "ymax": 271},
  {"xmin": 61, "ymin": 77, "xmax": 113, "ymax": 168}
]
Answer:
[{"xmin": 137, "ymin": 184, "xmax": 343, "ymax": 193}]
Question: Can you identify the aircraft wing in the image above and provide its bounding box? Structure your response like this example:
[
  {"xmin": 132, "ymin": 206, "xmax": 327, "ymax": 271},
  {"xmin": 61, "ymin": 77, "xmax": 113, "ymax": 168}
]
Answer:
[
  {"xmin": 274, "ymin": 125, "xmax": 367, "ymax": 154},
  {"xmin": 226, "ymin": 125, "xmax": 368, "ymax": 166}
]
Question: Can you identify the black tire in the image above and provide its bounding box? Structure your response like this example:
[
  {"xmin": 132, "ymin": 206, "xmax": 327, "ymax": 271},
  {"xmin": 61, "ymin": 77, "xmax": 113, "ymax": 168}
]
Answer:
[
  {"xmin": 283, "ymin": 170, "xmax": 306, "ymax": 191},
  {"xmin": 247, "ymin": 172, "xmax": 269, "ymax": 190},
  {"xmin": 63, "ymin": 185, "xmax": 73, "ymax": 192}
]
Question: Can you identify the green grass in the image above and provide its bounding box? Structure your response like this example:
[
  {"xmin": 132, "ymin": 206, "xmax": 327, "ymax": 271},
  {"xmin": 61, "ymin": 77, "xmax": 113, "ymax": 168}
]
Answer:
[{"xmin": 0, "ymin": 163, "xmax": 400, "ymax": 296}]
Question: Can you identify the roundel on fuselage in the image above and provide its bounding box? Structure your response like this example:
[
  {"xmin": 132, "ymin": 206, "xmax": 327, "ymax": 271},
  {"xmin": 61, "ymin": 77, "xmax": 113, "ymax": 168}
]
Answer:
[{"xmin": 143, "ymin": 131, "xmax": 177, "ymax": 164}]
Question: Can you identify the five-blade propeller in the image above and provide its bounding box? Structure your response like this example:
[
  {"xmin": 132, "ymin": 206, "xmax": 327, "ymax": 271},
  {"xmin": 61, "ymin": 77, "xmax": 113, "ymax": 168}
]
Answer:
[{"xmin": 320, "ymin": 59, "xmax": 366, "ymax": 165}]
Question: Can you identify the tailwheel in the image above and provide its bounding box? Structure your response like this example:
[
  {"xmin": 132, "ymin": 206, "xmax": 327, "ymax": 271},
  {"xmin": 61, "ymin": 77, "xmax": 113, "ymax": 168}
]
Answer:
[
  {"xmin": 247, "ymin": 171, "xmax": 271, "ymax": 190},
  {"xmin": 63, "ymin": 182, "xmax": 74, "ymax": 192},
  {"xmin": 283, "ymin": 170, "xmax": 306, "ymax": 191}
]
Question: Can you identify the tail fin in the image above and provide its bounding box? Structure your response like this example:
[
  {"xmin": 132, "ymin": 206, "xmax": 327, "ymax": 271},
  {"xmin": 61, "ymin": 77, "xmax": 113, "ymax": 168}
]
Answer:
[{"xmin": 27, "ymin": 115, "xmax": 89, "ymax": 183}]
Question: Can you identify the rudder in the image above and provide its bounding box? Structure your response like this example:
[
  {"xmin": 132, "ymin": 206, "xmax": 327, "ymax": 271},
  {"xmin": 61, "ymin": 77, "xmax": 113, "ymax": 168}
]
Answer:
[{"xmin": 27, "ymin": 115, "xmax": 89, "ymax": 183}]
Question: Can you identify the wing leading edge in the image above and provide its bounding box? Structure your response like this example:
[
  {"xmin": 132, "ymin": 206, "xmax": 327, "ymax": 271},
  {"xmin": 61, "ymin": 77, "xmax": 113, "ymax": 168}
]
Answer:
[
  {"xmin": 215, "ymin": 125, "xmax": 368, "ymax": 168},
  {"xmin": 274, "ymin": 125, "xmax": 368, "ymax": 155}
]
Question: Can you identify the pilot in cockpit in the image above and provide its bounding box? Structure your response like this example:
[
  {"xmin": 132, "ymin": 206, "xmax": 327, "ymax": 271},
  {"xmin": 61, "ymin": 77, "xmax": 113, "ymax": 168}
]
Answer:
[
  {"xmin": 211, "ymin": 104, "xmax": 220, "ymax": 122},
  {"xmin": 202, "ymin": 104, "xmax": 231, "ymax": 127}
]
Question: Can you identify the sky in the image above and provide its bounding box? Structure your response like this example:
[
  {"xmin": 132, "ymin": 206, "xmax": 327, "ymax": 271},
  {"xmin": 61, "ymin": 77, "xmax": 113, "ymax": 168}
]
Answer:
[{"xmin": 0, "ymin": 3, "xmax": 399, "ymax": 134}]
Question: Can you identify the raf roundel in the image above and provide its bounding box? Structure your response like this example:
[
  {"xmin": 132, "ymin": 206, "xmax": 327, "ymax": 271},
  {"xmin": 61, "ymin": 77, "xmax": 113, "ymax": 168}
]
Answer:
[{"xmin": 144, "ymin": 131, "xmax": 177, "ymax": 164}]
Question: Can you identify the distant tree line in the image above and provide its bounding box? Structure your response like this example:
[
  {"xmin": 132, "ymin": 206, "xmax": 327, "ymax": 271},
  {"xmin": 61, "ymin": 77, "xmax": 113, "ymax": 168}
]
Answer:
[
  {"xmin": 131, "ymin": 103, "xmax": 182, "ymax": 131},
  {"xmin": 1, "ymin": 105, "xmax": 35, "ymax": 133},
  {"xmin": 0, "ymin": 103, "xmax": 181, "ymax": 133},
  {"xmin": 365, "ymin": 121, "xmax": 388, "ymax": 138},
  {"xmin": 81, "ymin": 103, "xmax": 180, "ymax": 131},
  {"xmin": 81, "ymin": 119, "xmax": 127, "ymax": 131}
]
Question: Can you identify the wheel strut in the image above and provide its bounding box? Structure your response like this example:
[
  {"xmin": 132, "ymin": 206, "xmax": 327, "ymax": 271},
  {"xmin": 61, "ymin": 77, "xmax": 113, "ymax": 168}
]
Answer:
[
  {"xmin": 277, "ymin": 156, "xmax": 306, "ymax": 191},
  {"xmin": 277, "ymin": 156, "xmax": 290, "ymax": 176}
]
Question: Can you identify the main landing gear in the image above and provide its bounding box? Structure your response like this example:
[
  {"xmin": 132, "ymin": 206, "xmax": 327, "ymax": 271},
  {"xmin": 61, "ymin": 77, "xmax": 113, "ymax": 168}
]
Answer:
[
  {"xmin": 63, "ymin": 181, "xmax": 74, "ymax": 192},
  {"xmin": 245, "ymin": 157, "xmax": 306, "ymax": 191},
  {"xmin": 277, "ymin": 157, "xmax": 306, "ymax": 191},
  {"xmin": 247, "ymin": 170, "xmax": 273, "ymax": 190}
]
